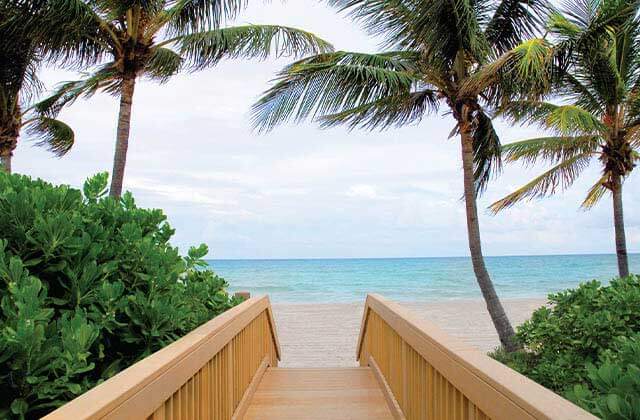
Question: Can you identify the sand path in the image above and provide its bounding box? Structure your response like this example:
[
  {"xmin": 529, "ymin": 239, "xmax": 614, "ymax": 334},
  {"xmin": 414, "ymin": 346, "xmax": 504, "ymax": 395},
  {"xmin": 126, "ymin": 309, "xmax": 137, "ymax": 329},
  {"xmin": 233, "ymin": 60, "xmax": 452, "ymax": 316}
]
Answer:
[{"xmin": 271, "ymin": 298, "xmax": 545, "ymax": 367}]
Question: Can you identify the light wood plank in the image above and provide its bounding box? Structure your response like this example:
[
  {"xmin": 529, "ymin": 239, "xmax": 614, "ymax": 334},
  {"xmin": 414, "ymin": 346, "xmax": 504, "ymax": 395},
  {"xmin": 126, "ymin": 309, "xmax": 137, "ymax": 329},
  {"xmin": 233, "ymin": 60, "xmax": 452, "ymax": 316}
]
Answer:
[
  {"xmin": 231, "ymin": 357, "xmax": 270, "ymax": 420},
  {"xmin": 244, "ymin": 367, "xmax": 394, "ymax": 419},
  {"xmin": 358, "ymin": 294, "xmax": 596, "ymax": 420},
  {"xmin": 369, "ymin": 357, "xmax": 406, "ymax": 420}
]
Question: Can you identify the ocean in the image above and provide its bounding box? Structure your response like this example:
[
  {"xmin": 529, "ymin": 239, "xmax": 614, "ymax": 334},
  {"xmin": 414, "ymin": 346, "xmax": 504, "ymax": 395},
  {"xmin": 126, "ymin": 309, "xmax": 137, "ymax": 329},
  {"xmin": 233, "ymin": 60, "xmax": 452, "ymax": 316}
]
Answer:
[{"xmin": 207, "ymin": 254, "xmax": 639, "ymax": 303}]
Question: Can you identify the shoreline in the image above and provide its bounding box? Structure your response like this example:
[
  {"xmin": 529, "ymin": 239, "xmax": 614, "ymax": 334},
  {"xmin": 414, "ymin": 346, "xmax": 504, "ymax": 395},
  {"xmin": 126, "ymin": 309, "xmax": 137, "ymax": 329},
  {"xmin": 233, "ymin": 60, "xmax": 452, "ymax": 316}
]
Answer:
[
  {"xmin": 271, "ymin": 298, "xmax": 546, "ymax": 367},
  {"xmin": 265, "ymin": 296, "xmax": 548, "ymax": 305}
]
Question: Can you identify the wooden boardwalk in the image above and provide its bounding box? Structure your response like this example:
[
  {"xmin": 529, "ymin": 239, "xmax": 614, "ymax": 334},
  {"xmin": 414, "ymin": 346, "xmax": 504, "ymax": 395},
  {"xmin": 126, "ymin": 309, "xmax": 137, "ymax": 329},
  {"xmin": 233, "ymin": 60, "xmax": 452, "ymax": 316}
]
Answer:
[
  {"xmin": 244, "ymin": 368, "xmax": 393, "ymax": 419},
  {"xmin": 44, "ymin": 294, "xmax": 596, "ymax": 420}
]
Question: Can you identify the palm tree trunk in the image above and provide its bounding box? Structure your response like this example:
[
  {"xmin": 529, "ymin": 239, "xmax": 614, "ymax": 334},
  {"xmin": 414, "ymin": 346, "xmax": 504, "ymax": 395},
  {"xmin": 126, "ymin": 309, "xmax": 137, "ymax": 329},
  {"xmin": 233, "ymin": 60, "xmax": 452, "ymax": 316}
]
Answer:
[
  {"xmin": 612, "ymin": 175, "xmax": 629, "ymax": 277},
  {"xmin": 460, "ymin": 125, "xmax": 517, "ymax": 351},
  {"xmin": 109, "ymin": 74, "xmax": 136, "ymax": 198},
  {"xmin": 0, "ymin": 151, "xmax": 11, "ymax": 173},
  {"xmin": 0, "ymin": 134, "xmax": 17, "ymax": 173}
]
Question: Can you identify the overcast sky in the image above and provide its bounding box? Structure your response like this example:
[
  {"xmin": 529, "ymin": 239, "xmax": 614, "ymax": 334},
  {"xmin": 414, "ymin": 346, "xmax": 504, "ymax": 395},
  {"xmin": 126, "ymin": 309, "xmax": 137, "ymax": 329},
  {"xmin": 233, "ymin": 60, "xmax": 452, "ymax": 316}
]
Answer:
[{"xmin": 15, "ymin": 0, "xmax": 639, "ymax": 259}]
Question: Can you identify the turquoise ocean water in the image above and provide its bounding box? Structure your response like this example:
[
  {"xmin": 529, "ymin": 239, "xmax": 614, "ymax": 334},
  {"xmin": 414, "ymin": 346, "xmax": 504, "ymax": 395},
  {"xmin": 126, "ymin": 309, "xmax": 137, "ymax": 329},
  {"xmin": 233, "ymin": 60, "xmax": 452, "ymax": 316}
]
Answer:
[{"xmin": 207, "ymin": 254, "xmax": 640, "ymax": 303}]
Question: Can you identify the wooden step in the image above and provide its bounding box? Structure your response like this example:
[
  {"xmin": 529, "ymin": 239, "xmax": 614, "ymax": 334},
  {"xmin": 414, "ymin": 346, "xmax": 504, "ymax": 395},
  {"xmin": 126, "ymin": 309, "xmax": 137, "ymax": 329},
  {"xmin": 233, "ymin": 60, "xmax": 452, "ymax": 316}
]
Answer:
[{"xmin": 243, "ymin": 367, "xmax": 395, "ymax": 419}]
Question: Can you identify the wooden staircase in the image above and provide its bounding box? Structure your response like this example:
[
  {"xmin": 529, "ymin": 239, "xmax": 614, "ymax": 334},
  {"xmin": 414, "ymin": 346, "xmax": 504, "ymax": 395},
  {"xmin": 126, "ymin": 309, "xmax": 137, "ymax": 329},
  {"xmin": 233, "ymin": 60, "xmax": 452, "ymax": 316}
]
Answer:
[{"xmin": 244, "ymin": 367, "xmax": 394, "ymax": 419}]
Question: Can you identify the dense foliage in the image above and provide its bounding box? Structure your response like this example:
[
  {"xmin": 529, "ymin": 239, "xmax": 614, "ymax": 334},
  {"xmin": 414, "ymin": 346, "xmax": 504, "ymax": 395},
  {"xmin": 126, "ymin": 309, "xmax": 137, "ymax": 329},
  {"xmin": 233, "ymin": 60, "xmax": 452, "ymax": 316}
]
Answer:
[
  {"xmin": 0, "ymin": 172, "xmax": 239, "ymax": 419},
  {"xmin": 570, "ymin": 333, "xmax": 640, "ymax": 419},
  {"xmin": 492, "ymin": 276, "xmax": 640, "ymax": 418}
]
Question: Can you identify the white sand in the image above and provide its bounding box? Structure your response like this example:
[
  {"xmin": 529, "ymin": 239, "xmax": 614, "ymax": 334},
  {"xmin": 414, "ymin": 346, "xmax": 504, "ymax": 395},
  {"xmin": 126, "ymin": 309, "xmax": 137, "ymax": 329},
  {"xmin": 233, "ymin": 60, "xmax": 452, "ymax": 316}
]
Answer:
[{"xmin": 272, "ymin": 298, "xmax": 545, "ymax": 367}]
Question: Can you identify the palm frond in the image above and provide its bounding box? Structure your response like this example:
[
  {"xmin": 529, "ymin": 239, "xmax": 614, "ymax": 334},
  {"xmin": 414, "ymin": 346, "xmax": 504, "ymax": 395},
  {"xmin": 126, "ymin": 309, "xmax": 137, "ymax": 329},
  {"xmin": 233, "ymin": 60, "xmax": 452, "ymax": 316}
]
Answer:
[
  {"xmin": 35, "ymin": 64, "xmax": 120, "ymax": 118},
  {"xmin": 325, "ymin": 0, "xmax": 418, "ymax": 50},
  {"xmin": 484, "ymin": 0, "xmax": 549, "ymax": 55},
  {"xmin": 0, "ymin": 7, "xmax": 43, "ymax": 106},
  {"xmin": 328, "ymin": 0, "xmax": 487, "ymax": 62},
  {"xmin": 35, "ymin": 0, "xmax": 115, "ymax": 67},
  {"xmin": 489, "ymin": 152, "xmax": 592, "ymax": 212},
  {"xmin": 558, "ymin": 72, "xmax": 603, "ymax": 115},
  {"xmin": 144, "ymin": 47, "xmax": 183, "ymax": 82},
  {"xmin": 547, "ymin": 0, "xmax": 640, "ymax": 72},
  {"xmin": 626, "ymin": 123, "xmax": 640, "ymax": 149},
  {"xmin": 501, "ymin": 100, "xmax": 606, "ymax": 135},
  {"xmin": 463, "ymin": 37, "xmax": 555, "ymax": 103},
  {"xmin": 251, "ymin": 51, "xmax": 421, "ymax": 132},
  {"xmin": 26, "ymin": 116, "xmax": 75, "ymax": 157},
  {"xmin": 319, "ymin": 88, "xmax": 439, "ymax": 130},
  {"xmin": 624, "ymin": 87, "xmax": 640, "ymax": 126},
  {"xmin": 581, "ymin": 174, "xmax": 609, "ymax": 209},
  {"xmin": 166, "ymin": 0, "xmax": 249, "ymax": 34},
  {"xmin": 502, "ymin": 135, "xmax": 600, "ymax": 165},
  {"xmin": 473, "ymin": 109, "xmax": 502, "ymax": 194},
  {"xmin": 176, "ymin": 25, "xmax": 334, "ymax": 70}
]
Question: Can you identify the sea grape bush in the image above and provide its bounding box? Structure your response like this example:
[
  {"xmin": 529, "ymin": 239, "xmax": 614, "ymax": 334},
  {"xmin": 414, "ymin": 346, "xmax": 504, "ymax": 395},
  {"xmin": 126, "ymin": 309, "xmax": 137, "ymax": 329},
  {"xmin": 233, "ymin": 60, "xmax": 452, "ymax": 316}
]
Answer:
[
  {"xmin": 0, "ymin": 172, "xmax": 240, "ymax": 419},
  {"xmin": 569, "ymin": 334, "xmax": 640, "ymax": 419},
  {"xmin": 492, "ymin": 276, "xmax": 640, "ymax": 419}
]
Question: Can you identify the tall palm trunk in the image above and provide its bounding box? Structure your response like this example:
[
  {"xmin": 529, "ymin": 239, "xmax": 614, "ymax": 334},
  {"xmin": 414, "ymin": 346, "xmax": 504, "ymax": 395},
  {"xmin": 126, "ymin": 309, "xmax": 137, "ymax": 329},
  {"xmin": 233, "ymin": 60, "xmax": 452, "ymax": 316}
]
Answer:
[
  {"xmin": 460, "ymin": 122, "xmax": 517, "ymax": 351},
  {"xmin": 110, "ymin": 74, "xmax": 136, "ymax": 198},
  {"xmin": 612, "ymin": 175, "xmax": 629, "ymax": 277},
  {"xmin": 0, "ymin": 150, "xmax": 11, "ymax": 173},
  {"xmin": 0, "ymin": 134, "xmax": 17, "ymax": 173}
]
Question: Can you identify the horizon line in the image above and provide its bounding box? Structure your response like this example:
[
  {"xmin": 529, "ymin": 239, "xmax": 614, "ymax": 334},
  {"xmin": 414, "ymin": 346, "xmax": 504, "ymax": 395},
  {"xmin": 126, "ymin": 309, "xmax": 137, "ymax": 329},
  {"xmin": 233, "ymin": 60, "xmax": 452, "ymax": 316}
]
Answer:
[{"xmin": 206, "ymin": 251, "xmax": 640, "ymax": 261}]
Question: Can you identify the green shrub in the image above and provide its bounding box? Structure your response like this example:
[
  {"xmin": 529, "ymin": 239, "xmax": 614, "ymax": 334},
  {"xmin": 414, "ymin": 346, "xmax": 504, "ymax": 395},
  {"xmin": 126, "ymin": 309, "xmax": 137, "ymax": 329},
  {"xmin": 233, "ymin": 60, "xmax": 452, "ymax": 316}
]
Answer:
[
  {"xmin": 568, "ymin": 334, "xmax": 640, "ymax": 419},
  {"xmin": 491, "ymin": 276, "xmax": 640, "ymax": 419},
  {"xmin": 0, "ymin": 172, "xmax": 240, "ymax": 419}
]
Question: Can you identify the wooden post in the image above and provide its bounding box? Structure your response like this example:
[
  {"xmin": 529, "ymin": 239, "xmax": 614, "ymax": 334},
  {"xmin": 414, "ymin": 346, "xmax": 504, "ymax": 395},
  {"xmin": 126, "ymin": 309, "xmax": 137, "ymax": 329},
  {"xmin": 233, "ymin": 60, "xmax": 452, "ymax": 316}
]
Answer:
[{"xmin": 234, "ymin": 291, "xmax": 251, "ymax": 300}]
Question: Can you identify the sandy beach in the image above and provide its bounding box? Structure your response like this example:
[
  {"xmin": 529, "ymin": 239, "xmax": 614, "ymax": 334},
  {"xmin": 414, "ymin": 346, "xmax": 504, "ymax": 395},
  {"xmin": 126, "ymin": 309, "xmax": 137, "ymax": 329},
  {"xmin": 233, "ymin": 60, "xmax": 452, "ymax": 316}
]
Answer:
[{"xmin": 272, "ymin": 298, "xmax": 545, "ymax": 367}]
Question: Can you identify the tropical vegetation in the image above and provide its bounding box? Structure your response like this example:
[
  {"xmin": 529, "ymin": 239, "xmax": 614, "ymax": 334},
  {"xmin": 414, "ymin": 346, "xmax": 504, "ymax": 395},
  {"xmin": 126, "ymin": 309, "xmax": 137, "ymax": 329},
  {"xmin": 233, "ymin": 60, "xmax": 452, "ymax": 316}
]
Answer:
[
  {"xmin": 0, "ymin": 0, "xmax": 638, "ymax": 414},
  {"xmin": 491, "ymin": 276, "xmax": 640, "ymax": 419},
  {"xmin": 32, "ymin": 0, "xmax": 332, "ymax": 197},
  {"xmin": 250, "ymin": 0, "xmax": 554, "ymax": 350},
  {"xmin": 0, "ymin": 172, "xmax": 240, "ymax": 418},
  {"xmin": 0, "ymin": 2, "xmax": 76, "ymax": 172},
  {"xmin": 489, "ymin": 0, "xmax": 640, "ymax": 278}
]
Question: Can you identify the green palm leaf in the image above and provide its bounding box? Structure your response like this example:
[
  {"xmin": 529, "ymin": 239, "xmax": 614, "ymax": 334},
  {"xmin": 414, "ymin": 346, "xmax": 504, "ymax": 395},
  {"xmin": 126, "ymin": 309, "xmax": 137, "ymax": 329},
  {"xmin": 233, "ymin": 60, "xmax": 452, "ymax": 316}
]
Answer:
[
  {"xmin": 35, "ymin": 64, "xmax": 120, "ymax": 118},
  {"xmin": 251, "ymin": 51, "xmax": 421, "ymax": 132},
  {"xmin": 558, "ymin": 72, "xmax": 603, "ymax": 115},
  {"xmin": 326, "ymin": 0, "xmax": 418, "ymax": 50},
  {"xmin": 174, "ymin": 25, "xmax": 333, "ymax": 70},
  {"xmin": 501, "ymin": 100, "xmax": 606, "ymax": 135},
  {"xmin": 462, "ymin": 37, "xmax": 555, "ymax": 102},
  {"xmin": 502, "ymin": 135, "xmax": 600, "ymax": 165},
  {"xmin": 484, "ymin": 0, "xmax": 548, "ymax": 55},
  {"xmin": 166, "ymin": 0, "xmax": 249, "ymax": 34},
  {"xmin": 144, "ymin": 47, "xmax": 184, "ymax": 82},
  {"xmin": 319, "ymin": 89, "xmax": 439, "ymax": 130},
  {"xmin": 37, "ymin": 0, "xmax": 117, "ymax": 66},
  {"xmin": 27, "ymin": 117, "xmax": 75, "ymax": 157},
  {"xmin": 473, "ymin": 109, "xmax": 502, "ymax": 193},
  {"xmin": 490, "ymin": 152, "xmax": 593, "ymax": 212},
  {"xmin": 581, "ymin": 174, "xmax": 609, "ymax": 209}
]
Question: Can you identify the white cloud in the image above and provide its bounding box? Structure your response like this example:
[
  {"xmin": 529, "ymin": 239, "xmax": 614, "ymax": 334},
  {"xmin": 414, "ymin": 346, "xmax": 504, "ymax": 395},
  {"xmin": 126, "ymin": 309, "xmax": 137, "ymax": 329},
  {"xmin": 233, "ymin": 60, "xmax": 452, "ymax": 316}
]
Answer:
[
  {"xmin": 346, "ymin": 184, "xmax": 381, "ymax": 199},
  {"xmin": 11, "ymin": 0, "xmax": 640, "ymax": 259}
]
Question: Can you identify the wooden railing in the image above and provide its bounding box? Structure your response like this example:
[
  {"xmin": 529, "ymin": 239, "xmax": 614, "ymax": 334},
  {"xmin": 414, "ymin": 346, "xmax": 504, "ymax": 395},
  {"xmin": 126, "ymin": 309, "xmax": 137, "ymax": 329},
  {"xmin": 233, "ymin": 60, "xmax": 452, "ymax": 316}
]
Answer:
[
  {"xmin": 357, "ymin": 294, "xmax": 596, "ymax": 420},
  {"xmin": 44, "ymin": 295, "xmax": 280, "ymax": 420}
]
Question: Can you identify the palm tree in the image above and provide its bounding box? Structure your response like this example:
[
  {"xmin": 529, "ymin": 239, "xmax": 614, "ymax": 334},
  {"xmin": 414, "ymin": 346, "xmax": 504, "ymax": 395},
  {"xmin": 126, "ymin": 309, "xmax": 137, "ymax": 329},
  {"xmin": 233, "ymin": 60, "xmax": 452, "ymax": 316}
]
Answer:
[
  {"xmin": 251, "ymin": 0, "xmax": 548, "ymax": 350},
  {"xmin": 489, "ymin": 0, "xmax": 640, "ymax": 278},
  {"xmin": 37, "ymin": 0, "xmax": 332, "ymax": 197},
  {"xmin": 0, "ymin": 2, "xmax": 75, "ymax": 173}
]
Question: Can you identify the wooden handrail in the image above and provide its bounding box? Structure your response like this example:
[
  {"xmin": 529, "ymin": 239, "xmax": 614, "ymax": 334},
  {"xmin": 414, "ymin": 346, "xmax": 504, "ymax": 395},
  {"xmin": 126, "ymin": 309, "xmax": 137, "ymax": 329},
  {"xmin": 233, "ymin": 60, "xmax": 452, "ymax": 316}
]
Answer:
[
  {"xmin": 357, "ymin": 294, "xmax": 596, "ymax": 420},
  {"xmin": 44, "ymin": 295, "xmax": 280, "ymax": 420}
]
